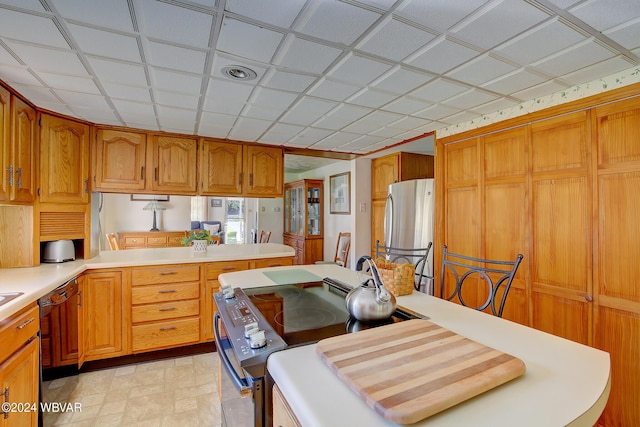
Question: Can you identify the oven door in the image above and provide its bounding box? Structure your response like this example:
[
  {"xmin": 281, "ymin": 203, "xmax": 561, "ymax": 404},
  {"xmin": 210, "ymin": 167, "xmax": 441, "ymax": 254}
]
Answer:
[{"xmin": 214, "ymin": 312, "xmax": 264, "ymax": 427}]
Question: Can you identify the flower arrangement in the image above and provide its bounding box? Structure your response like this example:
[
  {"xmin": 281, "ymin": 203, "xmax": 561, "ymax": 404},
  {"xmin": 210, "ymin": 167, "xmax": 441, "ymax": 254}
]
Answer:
[{"xmin": 181, "ymin": 229, "xmax": 212, "ymax": 246}]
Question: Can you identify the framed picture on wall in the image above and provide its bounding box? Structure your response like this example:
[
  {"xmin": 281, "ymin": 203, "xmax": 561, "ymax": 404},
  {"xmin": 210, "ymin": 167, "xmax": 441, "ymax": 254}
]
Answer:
[
  {"xmin": 330, "ymin": 172, "xmax": 351, "ymax": 214},
  {"xmin": 211, "ymin": 198, "xmax": 223, "ymax": 207},
  {"xmin": 130, "ymin": 194, "xmax": 170, "ymax": 202}
]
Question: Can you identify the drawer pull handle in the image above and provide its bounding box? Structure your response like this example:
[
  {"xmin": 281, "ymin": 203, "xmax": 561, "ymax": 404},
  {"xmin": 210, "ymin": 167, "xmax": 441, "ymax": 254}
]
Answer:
[
  {"xmin": 222, "ymin": 267, "xmax": 236, "ymax": 271},
  {"xmin": 159, "ymin": 272, "xmax": 177, "ymax": 275},
  {"xmin": 16, "ymin": 318, "xmax": 35, "ymax": 330},
  {"xmin": 159, "ymin": 326, "xmax": 176, "ymax": 332},
  {"xmin": 158, "ymin": 289, "xmax": 176, "ymax": 294},
  {"xmin": 159, "ymin": 307, "xmax": 176, "ymax": 312}
]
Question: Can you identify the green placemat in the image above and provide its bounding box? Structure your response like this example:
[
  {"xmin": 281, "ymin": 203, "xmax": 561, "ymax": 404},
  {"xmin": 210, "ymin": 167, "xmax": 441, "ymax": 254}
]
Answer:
[{"xmin": 263, "ymin": 269, "xmax": 323, "ymax": 285}]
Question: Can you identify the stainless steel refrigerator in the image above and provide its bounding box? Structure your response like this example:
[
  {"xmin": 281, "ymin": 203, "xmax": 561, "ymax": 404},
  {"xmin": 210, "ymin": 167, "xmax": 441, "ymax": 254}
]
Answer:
[{"xmin": 383, "ymin": 178, "xmax": 435, "ymax": 293}]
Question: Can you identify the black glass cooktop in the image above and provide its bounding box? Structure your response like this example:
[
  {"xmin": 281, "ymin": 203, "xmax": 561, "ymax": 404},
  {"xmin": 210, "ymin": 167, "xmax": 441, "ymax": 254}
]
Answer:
[{"xmin": 243, "ymin": 278, "xmax": 426, "ymax": 346}]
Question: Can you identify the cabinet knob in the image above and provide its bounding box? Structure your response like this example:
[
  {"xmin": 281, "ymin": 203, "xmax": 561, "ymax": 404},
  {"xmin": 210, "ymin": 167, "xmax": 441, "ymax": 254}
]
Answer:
[{"xmin": 585, "ymin": 295, "xmax": 593, "ymax": 302}]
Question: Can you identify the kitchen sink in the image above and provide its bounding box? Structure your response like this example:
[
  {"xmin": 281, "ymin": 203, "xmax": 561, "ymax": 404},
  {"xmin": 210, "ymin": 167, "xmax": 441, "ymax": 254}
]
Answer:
[{"xmin": 0, "ymin": 292, "xmax": 24, "ymax": 306}]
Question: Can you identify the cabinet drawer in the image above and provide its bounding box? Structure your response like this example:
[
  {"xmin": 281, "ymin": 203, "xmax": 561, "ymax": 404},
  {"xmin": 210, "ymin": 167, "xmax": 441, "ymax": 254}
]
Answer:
[
  {"xmin": 132, "ymin": 265, "xmax": 200, "ymax": 285},
  {"xmin": 166, "ymin": 235, "xmax": 183, "ymax": 247},
  {"xmin": 0, "ymin": 304, "xmax": 39, "ymax": 363},
  {"xmin": 253, "ymin": 257, "xmax": 294, "ymax": 268},
  {"xmin": 145, "ymin": 236, "xmax": 167, "ymax": 246},
  {"xmin": 131, "ymin": 282, "xmax": 199, "ymax": 304},
  {"xmin": 132, "ymin": 317, "xmax": 200, "ymax": 352},
  {"xmin": 206, "ymin": 261, "xmax": 250, "ymax": 280},
  {"xmin": 123, "ymin": 236, "xmax": 145, "ymax": 246},
  {"xmin": 132, "ymin": 299, "xmax": 199, "ymax": 323}
]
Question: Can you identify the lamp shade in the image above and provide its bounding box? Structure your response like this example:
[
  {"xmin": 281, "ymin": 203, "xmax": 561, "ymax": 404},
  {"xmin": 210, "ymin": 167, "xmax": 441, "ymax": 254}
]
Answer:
[{"xmin": 143, "ymin": 200, "xmax": 166, "ymax": 212}]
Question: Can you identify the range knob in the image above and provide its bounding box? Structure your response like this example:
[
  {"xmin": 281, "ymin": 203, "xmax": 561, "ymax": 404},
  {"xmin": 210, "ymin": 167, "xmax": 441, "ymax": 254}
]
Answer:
[
  {"xmin": 221, "ymin": 285, "xmax": 235, "ymax": 299},
  {"xmin": 249, "ymin": 330, "xmax": 267, "ymax": 349}
]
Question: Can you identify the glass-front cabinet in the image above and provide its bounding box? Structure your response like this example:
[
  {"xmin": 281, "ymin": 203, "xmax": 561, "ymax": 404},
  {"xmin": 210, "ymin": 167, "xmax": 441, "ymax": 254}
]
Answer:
[{"xmin": 283, "ymin": 179, "xmax": 323, "ymax": 264}]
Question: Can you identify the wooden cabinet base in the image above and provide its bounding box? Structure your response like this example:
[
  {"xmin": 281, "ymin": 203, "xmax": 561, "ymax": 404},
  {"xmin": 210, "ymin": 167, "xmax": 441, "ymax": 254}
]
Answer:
[
  {"xmin": 132, "ymin": 317, "xmax": 200, "ymax": 352},
  {"xmin": 273, "ymin": 384, "xmax": 301, "ymax": 427}
]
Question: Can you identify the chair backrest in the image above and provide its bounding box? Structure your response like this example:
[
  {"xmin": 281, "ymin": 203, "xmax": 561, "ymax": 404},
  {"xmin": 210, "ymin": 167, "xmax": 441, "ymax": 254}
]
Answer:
[
  {"xmin": 106, "ymin": 233, "xmax": 119, "ymax": 251},
  {"xmin": 334, "ymin": 232, "xmax": 351, "ymax": 267},
  {"xmin": 260, "ymin": 230, "xmax": 271, "ymax": 243},
  {"xmin": 439, "ymin": 245, "xmax": 523, "ymax": 318},
  {"xmin": 375, "ymin": 240, "xmax": 432, "ymax": 292}
]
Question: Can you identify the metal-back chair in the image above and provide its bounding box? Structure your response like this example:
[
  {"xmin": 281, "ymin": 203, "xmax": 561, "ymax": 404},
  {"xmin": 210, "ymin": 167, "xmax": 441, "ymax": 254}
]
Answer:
[
  {"xmin": 375, "ymin": 240, "xmax": 433, "ymax": 293},
  {"xmin": 440, "ymin": 245, "xmax": 524, "ymax": 317}
]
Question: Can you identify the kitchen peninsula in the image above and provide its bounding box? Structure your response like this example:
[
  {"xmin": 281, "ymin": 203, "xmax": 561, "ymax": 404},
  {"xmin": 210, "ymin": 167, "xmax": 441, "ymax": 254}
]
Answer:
[{"xmin": 218, "ymin": 264, "xmax": 611, "ymax": 427}]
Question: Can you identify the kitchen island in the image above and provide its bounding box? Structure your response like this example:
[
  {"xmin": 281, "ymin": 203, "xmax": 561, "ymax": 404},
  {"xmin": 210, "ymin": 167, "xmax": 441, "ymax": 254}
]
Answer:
[{"xmin": 219, "ymin": 264, "xmax": 611, "ymax": 427}]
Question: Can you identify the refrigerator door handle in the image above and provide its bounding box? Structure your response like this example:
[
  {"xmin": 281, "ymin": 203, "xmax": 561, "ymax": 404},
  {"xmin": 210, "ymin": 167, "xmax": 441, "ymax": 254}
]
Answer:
[{"xmin": 384, "ymin": 193, "xmax": 393, "ymax": 248}]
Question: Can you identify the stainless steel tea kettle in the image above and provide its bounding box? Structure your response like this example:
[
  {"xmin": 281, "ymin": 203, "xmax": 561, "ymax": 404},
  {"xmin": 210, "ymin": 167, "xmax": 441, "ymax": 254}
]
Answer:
[{"xmin": 346, "ymin": 256, "xmax": 397, "ymax": 322}]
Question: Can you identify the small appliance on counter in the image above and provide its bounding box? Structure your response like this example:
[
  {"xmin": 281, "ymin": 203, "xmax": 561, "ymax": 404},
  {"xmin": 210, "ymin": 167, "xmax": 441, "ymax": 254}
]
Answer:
[{"xmin": 42, "ymin": 240, "xmax": 75, "ymax": 263}]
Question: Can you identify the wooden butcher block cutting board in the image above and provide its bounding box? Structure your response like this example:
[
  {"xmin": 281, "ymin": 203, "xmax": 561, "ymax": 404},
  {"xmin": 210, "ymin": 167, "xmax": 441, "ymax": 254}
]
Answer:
[{"xmin": 316, "ymin": 319, "xmax": 526, "ymax": 424}]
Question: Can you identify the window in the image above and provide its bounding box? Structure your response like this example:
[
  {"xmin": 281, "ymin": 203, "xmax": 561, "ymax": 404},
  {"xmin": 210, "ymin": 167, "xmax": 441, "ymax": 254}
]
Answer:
[
  {"xmin": 190, "ymin": 196, "xmax": 207, "ymax": 221},
  {"xmin": 225, "ymin": 198, "xmax": 245, "ymax": 244}
]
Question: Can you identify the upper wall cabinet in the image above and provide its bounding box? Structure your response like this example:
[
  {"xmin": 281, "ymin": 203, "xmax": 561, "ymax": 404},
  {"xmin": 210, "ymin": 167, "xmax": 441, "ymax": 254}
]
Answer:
[
  {"xmin": 1, "ymin": 90, "xmax": 36, "ymax": 204},
  {"xmin": 200, "ymin": 139, "xmax": 283, "ymax": 197},
  {"xmin": 39, "ymin": 114, "xmax": 90, "ymax": 204},
  {"xmin": 93, "ymin": 129, "xmax": 198, "ymax": 195}
]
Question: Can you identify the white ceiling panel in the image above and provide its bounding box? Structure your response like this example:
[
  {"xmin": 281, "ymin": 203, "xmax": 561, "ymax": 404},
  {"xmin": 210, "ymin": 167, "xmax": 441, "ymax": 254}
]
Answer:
[
  {"xmin": 452, "ymin": 0, "xmax": 550, "ymax": 49},
  {"xmin": 50, "ymin": 0, "xmax": 133, "ymax": 32},
  {"xmin": 218, "ymin": 18, "xmax": 284, "ymax": 63},
  {"xmin": 66, "ymin": 24, "xmax": 141, "ymax": 63},
  {"xmin": 0, "ymin": 0, "xmax": 638, "ymax": 168},
  {"xmin": 297, "ymin": 1, "xmax": 381, "ymax": 45},
  {"xmin": 357, "ymin": 17, "xmax": 436, "ymax": 61}
]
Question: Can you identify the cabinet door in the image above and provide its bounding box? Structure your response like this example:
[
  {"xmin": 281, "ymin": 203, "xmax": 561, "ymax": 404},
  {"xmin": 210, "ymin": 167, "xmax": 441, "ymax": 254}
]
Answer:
[
  {"xmin": 200, "ymin": 139, "xmax": 243, "ymax": 195},
  {"xmin": 243, "ymin": 144, "xmax": 283, "ymax": 197},
  {"xmin": 10, "ymin": 97, "xmax": 36, "ymax": 203},
  {"xmin": 94, "ymin": 129, "xmax": 146, "ymax": 191},
  {"xmin": 0, "ymin": 339, "xmax": 39, "ymax": 427},
  {"xmin": 149, "ymin": 135, "xmax": 197, "ymax": 194},
  {"xmin": 371, "ymin": 199, "xmax": 386, "ymax": 255},
  {"xmin": 371, "ymin": 154, "xmax": 398, "ymax": 200},
  {"xmin": 39, "ymin": 114, "xmax": 90, "ymax": 204},
  {"xmin": 81, "ymin": 271, "xmax": 126, "ymax": 360},
  {"xmin": 0, "ymin": 87, "xmax": 9, "ymax": 202}
]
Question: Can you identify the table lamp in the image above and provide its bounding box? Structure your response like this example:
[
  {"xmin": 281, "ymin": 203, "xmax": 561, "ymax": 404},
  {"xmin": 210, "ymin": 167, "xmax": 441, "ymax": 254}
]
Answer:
[{"xmin": 143, "ymin": 200, "xmax": 166, "ymax": 231}]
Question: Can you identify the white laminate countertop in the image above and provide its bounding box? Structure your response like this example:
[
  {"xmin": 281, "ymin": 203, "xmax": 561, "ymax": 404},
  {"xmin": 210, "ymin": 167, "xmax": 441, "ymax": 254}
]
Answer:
[
  {"xmin": 218, "ymin": 264, "xmax": 611, "ymax": 427},
  {"xmin": 0, "ymin": 243, "xmax": 294, "ymax": 320}
]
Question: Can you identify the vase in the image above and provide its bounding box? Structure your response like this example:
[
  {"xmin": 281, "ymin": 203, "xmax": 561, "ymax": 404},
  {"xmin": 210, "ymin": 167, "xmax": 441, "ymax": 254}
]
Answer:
[{"xmin": 192, "ymin": 239, "xmax": 208, "ymax": 253}]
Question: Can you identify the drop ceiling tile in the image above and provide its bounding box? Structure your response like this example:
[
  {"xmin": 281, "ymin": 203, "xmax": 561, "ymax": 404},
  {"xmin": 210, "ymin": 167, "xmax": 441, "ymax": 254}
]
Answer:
[
  {"xmin": 50, "ymin": 0, "xmax": 134, "ymax": 32},
  {"xmin": 369, "ymin": 126, "xmax": 406, "ymax": 138},
  {"xmin": 409, "ymin": 78, "xmax": 469, "ymax": 102},
  {"xmin": 396, "ymin": 0, "xmax": 488, "ymax": 32},
  {"xmin": 0, "ymin": 66, "xmax": 41, "ymax": 86},
  {"xmin": 482, "ymin": 69, "xmax": 547, "ymax": 95},
  {"xmin": 55, "ymin": 90, "xmax": 110, "ymax": 110},
  {"xmin": 452, "ymin": 0, "xmax": 549, "ymax": 49},
  {"xmin": 0, "ymin": 47, "xmax": 21, "ymax": 67},
  {"xmin": 241, "ymin": 104, "xmax": 284, "ymax": 121},
  {"xmin": 0, "ymin": 0, "xmax": 44, "ymax": 11},
  {"xmin": 155, "ymin": 90, "xmax": 199, "ymax": 110},
  {"xmin": 202, "ymin": 96, "xmax": 245, "ymax": 115},
  {"xmin": 569, "ymin": 0, "xmax": 640, "ymax": 32},
  {"xmin": 226, "ymin": 0, "xmax": 307, "ymax": 28},
  {"xmin": 511, "ymin": 80, "xmax": 568, "ymax": 101},
  {"xmin": 0, "ymin": 9, "xmax": 69, "ymax": 48},
  {"xmin": 357, "ymin": 17, "xmax": 436, "ymax": 61},
  {"xmin": 36, "ymin": 102, "xmax": 75, "ymax": 117},
  {"xmin": 261, "ymin": 122, "xmax": 305, "ymax": 140},
  {"xmin": 276, "ymin": 36, "xmax": 343, "ymax": 74},
  {"xmin": 545, "ymin": 0, "xmax": 582, "ymax": 7},
  {"xmin": 532, "ymin": 40, "xmax": 615, "ymax": 77},
  {"xmin": 218, "ymin": 18, "xmax": 283, "ymax": 63},
  {"xmin": 495, "ymin": 19, "xmax": 586, "ymax": 65},
  {"xmin": 228, "ymin": 117, "xmax": 272, "ymax": 141},
  {"xmin": 339, "ymin": 134, "xmax": 385, "ymax": 151},
  {"xmin": 443, "ymin": 110, "xmax": 483, "ymax": 124},
  {"xmin": 408, "ymin": 38, "xmax": 481, "ymax": 74},
  {"xmin": 76, "ymin": 108, "xmax": 119, "ymax": 125},
  {"xmin": 136, "ymin": 0, "xmax": 213, "ymax": 48},
  {"xmin": 382, "ymin": 97, "xmax": 433, "ymax": 115},
  {"xmin": 387, "ymin": 115, "xmax": 431, "ymax": 130},
  {"xmin": 157, "ymin": 106, "xmax": 197, "ymax": 127},
  {"xmin": 5, "ymin": 42, "xmax": 86, "ymax": 75},
  {"xmin": 311, "ymin": 131, "xmax": 361, "ymax": 150},
  {"xmin": 288, "ymin": 128, "xmax": 334, "ymax": 147},
  {"xmin": 312, "ymin": 104, "xmax": 371, "ymax": 130},
  {"xmin": 88, "ymin": 57, "xmax": 148, "ymax": 86},
  {"xmin": 372, "ymin": 67, "xmax": 434, "ymax": 95},
  {"xmin": 38, "ymin": 72, "xmax": 100, "ymax": 94},
  {"xmin": 122, "ymin": 112, "xmax": 159, "ymax": 128},
  {"xmin": 447, "ymin": 55, "xmax": 517, "ymax": 86},
  {"xmin": 342, "ymin": 110, "xmax": 404, "ymax": 133},
  {"xmin": 414, "ymin": 104, "xmax": 462, "ymax": 121},
  {"xmin": 354, "ymin": 0, "xmax": 396, "ymax": 11},
  {"xmin": 346, "ymin": 87, "xmax": 398, "ymax": 108},
  {"xmin": 206, "ymin": 77, "xmax": 254, "ymax": 103},
  {"xmin": 261, "ymin": 69, "xmax": 316, "ymax": 92},
  {"xmin": 561, "ymin": 56, "xmax": 636, "ymax": 85},
  {"xmin": 326, "ymin": 53, "xmax": 392, "ymax": 86},
  {"xmin": 470, "ymin": 97, "xmax": 519, "ymax": 115},
  {"xmin": 103, "ymin": 82, "xmax": 151, "ymax": 103},
  {"xmin": 297, "ymin": 1, "xmax": 381, "ymax": 45},
  {"xmin": 67, "ymin": 24, "xmax": 141, "ymax": 62},
  {"xmin": 7, "ymin": 83, "xmax": 58, "ymax": 104},
  {"xmin": 280, "ymin": 97, "xmax": 337, "ymax": 125},
  {"xmin": 149, "ymin": 68, "xmax": 202, "ymax": 95},
  {"xmin": 198, "ymin": 111, "xmax": 236, "ymax": 136},
  {"xmin": 308, "ymin": 78, "xmax": 361, "ymax": 101},
  {"xmin": 146, "ymin": 41, "xmax": 206, "ymax": 74},
  {"xmin": 111, "ymin": 99, "xmax": 155, "ymax": 115},
  {"xmin": 249, "ymin": 87, "xmax": 298, "ymax": 109},
  {"xmin": 605, "ymin": 19, "xmax": 640, "ymax": 50}
]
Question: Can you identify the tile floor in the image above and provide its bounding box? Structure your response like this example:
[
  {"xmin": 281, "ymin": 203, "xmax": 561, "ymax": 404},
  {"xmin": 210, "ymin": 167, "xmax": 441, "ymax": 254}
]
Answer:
[{"xmin": 41, "ymin": 352, "xmax": 221, "ymax": 426}]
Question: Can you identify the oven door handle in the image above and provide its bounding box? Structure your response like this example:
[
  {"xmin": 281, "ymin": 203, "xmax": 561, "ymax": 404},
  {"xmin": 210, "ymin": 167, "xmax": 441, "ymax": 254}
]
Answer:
[{"xmin": 214, "ymin": 312, "xmax": 252, "ymax": 394}]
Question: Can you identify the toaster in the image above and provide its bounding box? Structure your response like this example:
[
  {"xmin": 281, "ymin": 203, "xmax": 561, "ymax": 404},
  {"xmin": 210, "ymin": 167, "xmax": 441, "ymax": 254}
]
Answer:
[{"xmin": 42, "ymin": 240, "xmax": 76, "ymax": 263}]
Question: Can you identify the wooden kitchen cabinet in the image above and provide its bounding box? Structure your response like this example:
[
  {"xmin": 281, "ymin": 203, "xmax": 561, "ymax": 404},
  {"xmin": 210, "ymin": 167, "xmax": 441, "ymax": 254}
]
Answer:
[
  {"xmin": 39, "ymin": 114, "xmax": 90, "ymax": 204},
  {"xmin": 0, "ymin": 303, "xmax": 39, "ymax": 427},
  {"xmin": 272, "ymin": 383, "xmax": 301, "ymax": 427},
  {"xmin": 200, "ymin": 138, "xmax": 284, "ymax": 197},
  {"xmin": 94, "ymin": 129, "xmax": 147, "ymax": 191},
  {"xmin": 283, "ymin": 179, "xmax": 323, "ymax": 264},
  {"xmin": 147, "ymin": 135, "xmax": 197, "ymax": 193},
  {"xmin": 80, "ymin": 270, "xmax": 128, "ymax": 361},
  {"xmin": 0, "ymin": 86, "xmax": 10, "ymax": 202}
]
